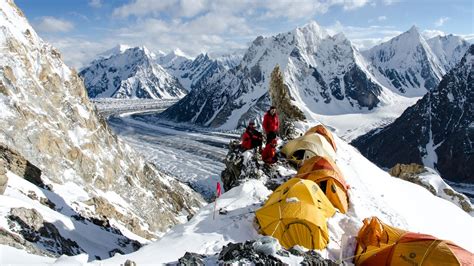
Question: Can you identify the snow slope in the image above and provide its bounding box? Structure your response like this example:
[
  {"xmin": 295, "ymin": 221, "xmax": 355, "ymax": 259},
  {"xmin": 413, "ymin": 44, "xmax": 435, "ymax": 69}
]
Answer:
[
  {"xmin": 98, "ymin": 127, "xmax": 474, "ymax": 264},
  {"xmin": 79, "ymin": 46, "xmax": 186, "ymax": 99}
]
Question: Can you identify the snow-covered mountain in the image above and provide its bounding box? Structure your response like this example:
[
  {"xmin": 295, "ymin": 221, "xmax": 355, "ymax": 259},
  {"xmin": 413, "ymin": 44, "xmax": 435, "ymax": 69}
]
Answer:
[
  {"xmin": 362, "ymin": 26, "xmax": 467, "ymax": 96},
  {"xmin": 160, "ymin": 21, "xmax": 396, "ymax": 129},
  {"xmin": 0, "ymin": 0, "xmax": 202, "ymax": 259},
  {"xmin": 210, "ymin": 50, "xmax": 244, "ymax": 70},
  {"xmin": 79, "ymin": 46, "xmax": 186, "ymax": 99},
  {"xmin": 352, "ymin": 45, "xmax": 474, "ymax": 184},
  {"xmin": 157, "ymin": 50, "xmax": 232, "ymax": 92},
  {"xmin": 427, "ymin": 34, "xmax": 471, "ymax": 71}
]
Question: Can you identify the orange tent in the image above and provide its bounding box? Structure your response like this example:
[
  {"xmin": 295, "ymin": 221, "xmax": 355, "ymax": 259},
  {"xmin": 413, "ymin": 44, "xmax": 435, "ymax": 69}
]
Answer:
[
  {"xmin": 355, "ymin": 217, "xmax": 473, "ymax": 266},
  {"xmin": 305, "ymin": 125, "xmax": 337, "ymax": 152},
  {"xmin": 295, "ymin": 156, "xmax": 349, "ymax": 213}
]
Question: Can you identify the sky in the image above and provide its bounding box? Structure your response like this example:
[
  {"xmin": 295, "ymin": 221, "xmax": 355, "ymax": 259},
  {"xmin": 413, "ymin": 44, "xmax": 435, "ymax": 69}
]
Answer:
[{"xmin": 15, "ymin": 0, "xmax": 474, "ymax": 69}]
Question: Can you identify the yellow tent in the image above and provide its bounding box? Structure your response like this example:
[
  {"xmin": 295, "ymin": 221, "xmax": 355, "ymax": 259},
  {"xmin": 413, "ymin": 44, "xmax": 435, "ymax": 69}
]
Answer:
[
  {"xmin": 255, "ymin": 178, "xmax": 336, "ymax": 250},
  {"xmin": 354, "ymin": 217, "xmax": 473, "ymax": 266},
  {"xmin": 304, "ymin": 125, "xmax": 337, "ymax": 152},
  {"xmin": 281, "ymin": 133, "xmax": 336, "ymax": 165},
  {"xmin": 296, "ymin": 157, "xmax": 350, "ymax": 214}
]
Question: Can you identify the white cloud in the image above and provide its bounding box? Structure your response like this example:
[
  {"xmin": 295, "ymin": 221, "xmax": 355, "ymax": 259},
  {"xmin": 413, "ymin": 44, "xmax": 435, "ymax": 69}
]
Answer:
[
  {"xmin": 112, "ymin": 0, "xmax": 373, "ymax": 20},
  {"xmin": 422, "ymin": 29, "xmax": 446, "ymax": 39},
  {"xmin": 326, "ymin": 21, "xmax": 402, "ymax": 50},
  {"xmin": 89, "ymin": 0, "xmax": 102, "ymax": 8},
  {"xmin": 435, "ymin": 17, "xmax": 449, "ymax": 27},
  {"xmin": 35, "ymin": 17, "xmax": 74, "ymax": 33}
]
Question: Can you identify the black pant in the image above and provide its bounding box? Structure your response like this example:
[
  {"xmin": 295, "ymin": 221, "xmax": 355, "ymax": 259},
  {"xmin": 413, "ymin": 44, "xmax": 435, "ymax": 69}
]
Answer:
[{"xmin": 266, "ymin": 131, "xmax": 277, "ymax": 143}]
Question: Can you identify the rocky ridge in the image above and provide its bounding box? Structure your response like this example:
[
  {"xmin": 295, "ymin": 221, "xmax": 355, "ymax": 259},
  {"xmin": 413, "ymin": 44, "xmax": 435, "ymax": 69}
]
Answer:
[{"xmin": 0, "ymin": 0, "xmax": 203, "ymax": 259}]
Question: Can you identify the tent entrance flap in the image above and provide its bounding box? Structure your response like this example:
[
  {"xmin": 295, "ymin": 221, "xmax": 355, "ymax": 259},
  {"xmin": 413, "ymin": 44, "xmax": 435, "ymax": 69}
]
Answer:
[{"xmin": 282, "ymin": 222, "xmax": 314, "ymax": 250}]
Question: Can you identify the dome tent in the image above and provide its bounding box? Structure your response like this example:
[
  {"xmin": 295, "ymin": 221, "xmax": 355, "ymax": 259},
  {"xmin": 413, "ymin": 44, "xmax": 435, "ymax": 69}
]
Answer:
[
  {"xmin": 295, "ymin": 156, "xmax": 350, "ymax": 213},
  {"xmin": 255, "ymin": 178, "xmax": 335, "ymax": 250},
  {"xmin": 354, "ymin": 217, "xmax": 473, "ymax": 266},
  {"xmin": 304, "ymin": 124, "xmax": 337, "ymax": 152},
  {"xmin": 281, "ymin": 133, "xmax": 336, "ymax": 165}
]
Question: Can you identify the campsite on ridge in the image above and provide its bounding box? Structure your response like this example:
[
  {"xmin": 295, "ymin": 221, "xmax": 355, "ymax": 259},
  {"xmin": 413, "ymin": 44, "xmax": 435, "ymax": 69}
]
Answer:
[{"xmin": 1, "ymin": 0, "xmax": 473, "ymax": 265}]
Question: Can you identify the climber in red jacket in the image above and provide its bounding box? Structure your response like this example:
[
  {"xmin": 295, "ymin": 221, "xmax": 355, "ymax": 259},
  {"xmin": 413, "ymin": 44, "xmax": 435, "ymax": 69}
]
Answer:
[
  {"xmin": 261, "ymin": 138, "xmax": 278, "ymax": 164},
  {"xmin": 241, "ymin": 121, "xmax": 263, "ymax": 151},
  {"xmin": 263, "ymin": 106, "xmax": 279, "ymax": 143}
]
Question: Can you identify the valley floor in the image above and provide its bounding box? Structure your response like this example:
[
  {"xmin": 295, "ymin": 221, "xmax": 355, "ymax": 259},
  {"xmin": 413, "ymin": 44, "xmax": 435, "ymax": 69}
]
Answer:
[{"xmin": 107, "ymin": 116, "xmax": 238, "ymax": 200}]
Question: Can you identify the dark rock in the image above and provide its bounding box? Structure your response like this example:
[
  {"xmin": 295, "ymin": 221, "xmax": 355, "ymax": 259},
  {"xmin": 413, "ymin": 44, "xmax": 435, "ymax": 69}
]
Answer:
[
  {"xmin": 178, "ymin": 252, "xmax": 206, "ymax": 265},
  {"xmin": 124, "ymin": 259, "xmax": 137, "ymax": 266},
  {"xmin": 352, "ymin": 45, "xmax": 474, "ymax": 184},
  {"xmin": 220, "ymin": 140, "xmax": 264, "ymax": 191},
  {"xmin": 301, "ymin": 250, "xmax": 338, "ymax": 266},
  {"xmin": 8, "ymin": 207, "xmax": 85, "ymax": 256},
  {"xmin": 0, "ymin": 143, "xmax": 43, "ymax": 187},
  {"xmin": 218, "ymin": 241, "xmax": 283, "ymax": 264}
]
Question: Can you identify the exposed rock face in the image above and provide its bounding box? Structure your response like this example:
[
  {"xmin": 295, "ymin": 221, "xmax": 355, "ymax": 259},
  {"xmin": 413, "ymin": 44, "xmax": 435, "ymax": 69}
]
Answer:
[
  {"xmin": 353, "ymin": 45, "xmax": 474, "ymax": 184},
  {"xmin": 389, "ymin": 163, "xmax": 436, "ymax": 194},
  {"xmin": 79, "ymin": 45, "xmax": 186, "ymax": 99},
  {"xmin": 8, "ymin": 207, "xmax": 85, "ymax": 256},
  {"xmin": 220, "ymin": 141, "xmax": 264, "ymax": 191},
  {"xmin": 0, "ymin": 160, "xmax": 7, "ymax": 194},
  {"xmin": 389, "ymin": 164, "xmax": 473, "ymax": 214},
  {"xmin": 0, "ymin": 144, "xmax": 43, "ymax": 187},
  {"xmin": 0, "ymin": 0, "xmax": 203, "ymax": 257},
  {"xmin": 269, "ymin": 65, "xmax": 306, "ymax": 139}
]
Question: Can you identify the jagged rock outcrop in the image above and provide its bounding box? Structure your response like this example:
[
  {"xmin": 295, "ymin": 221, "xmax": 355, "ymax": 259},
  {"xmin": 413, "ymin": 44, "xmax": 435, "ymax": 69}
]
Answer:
[
  {"xmin": 352, "ymin": 45, "xmax": 474, "ymax": 184},
  {"xmin": 220, "ymin": 141, "xmax": 264, "ymax": 191},
  {"xmin": 79, "ymin": 45, "xmax": 186, "ymax": 99},
  {"xmin": 389, "ymin": 164, "xmax": 473, "ymax": 214},
  {"xmin": 0, "ymin": 0, "xmax": 203, "ymax": 258},
  {"xmin": 8, "ymin": 207, "xmax": 85, "ymax": 256},
  {"xmin": 1, "ymin": 144, "xmax": 43, "ymax": 187},
  {"xmin": 269, "ymin": 65, "xmax": 306, "ymax": 139}
]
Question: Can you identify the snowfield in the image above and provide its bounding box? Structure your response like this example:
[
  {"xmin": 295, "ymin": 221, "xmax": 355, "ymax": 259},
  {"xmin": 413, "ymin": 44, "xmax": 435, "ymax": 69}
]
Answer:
[{"xmin": 91, "ymin": 121, "xmax": 473, "ymax": 265}]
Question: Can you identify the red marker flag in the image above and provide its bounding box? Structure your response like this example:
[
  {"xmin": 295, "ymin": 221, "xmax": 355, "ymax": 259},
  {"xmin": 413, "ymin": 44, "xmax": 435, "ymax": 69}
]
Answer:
[
  {"xmin": 213, "ymin": 181, "xmax": 222, "ymax": 220},
  {"xmin": 216, "ymin": 182, "xmax": 222, "ymax": 197}
]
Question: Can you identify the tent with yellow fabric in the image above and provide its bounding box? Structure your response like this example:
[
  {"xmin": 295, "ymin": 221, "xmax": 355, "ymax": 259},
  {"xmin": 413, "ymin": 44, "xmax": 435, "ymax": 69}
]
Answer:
[
  {"xmin": 255, "ymin": 178, "xmax": 336, "ymax": 250},
  {"xmin": 281, "ymin": 133, "xmax": 336, "ymax": 165},
  {"xmin": 295, "ymin": 156, "xmax": 350, "ymax": 213},
  {"xmin": 305, "ymin": 125, "xmax": 337, "ymax": 152},
  {"xmin": 354, "ymin": 217, "xmax": 473, "ymax": 266}
]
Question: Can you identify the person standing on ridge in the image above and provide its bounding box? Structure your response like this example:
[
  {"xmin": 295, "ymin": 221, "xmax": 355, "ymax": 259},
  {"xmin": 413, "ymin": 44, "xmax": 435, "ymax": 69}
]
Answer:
[
  {"xmin": 263, "ymin": 106, "xmax": 279, "ymax": 144},
  {"xmin": 240, "ymin": 121, "xmax": 263, "ymax": 151}
]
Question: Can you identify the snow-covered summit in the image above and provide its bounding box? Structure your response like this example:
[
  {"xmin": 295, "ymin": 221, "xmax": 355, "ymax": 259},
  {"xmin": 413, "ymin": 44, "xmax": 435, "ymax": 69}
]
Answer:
[
  {"xmin": 160, "ymin": 19, "xmax": 395, "ymax": 129},
  {"xmin": 363, "ymin": 26, "xmax": 455, "ymax": 96},
  {"xmin": 79, "ymin": 45, "xmax": 187, "ymax": 99},
  {"xmin": 427, "ymin": 34, "xmax": 471, "ymax": 71}
]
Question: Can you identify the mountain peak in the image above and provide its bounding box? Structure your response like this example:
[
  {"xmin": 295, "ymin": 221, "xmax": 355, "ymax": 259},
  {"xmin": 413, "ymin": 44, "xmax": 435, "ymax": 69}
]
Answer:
[
  {"xmin": 170, "ymin": 48, "xmax": 191, "ymax": 59},
  {"xmin": 406, "ymin": 25, "xmax": 421, "ymax": 37},
  {"xmin": 297, "ymin": 20, "xmax": 329, "ymax": 39}
]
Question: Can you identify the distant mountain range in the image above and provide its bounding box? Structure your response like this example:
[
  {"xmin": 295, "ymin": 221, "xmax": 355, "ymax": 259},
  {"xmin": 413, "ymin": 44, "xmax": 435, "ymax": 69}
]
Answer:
[
  {"xmin": 352, "ymin": 45, "xmax": 473, "ymax": 184},
  {"xmin": 157, "ymin": 22, "xmax": 469, "ymax": 129}
]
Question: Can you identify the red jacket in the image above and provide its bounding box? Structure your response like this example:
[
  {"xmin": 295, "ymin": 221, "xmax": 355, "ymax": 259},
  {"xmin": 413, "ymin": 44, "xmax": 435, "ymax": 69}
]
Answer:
[
  {"xmin": 261, "ymin": 143, "xmax": 277, "ymax": 164},
  {"xmin": 241, "ymin": 127, "xmax": 262, "ymax": 150},
  {"xmin": 263, "ymin": 112, "xmax": 279, "ymax": 134}
]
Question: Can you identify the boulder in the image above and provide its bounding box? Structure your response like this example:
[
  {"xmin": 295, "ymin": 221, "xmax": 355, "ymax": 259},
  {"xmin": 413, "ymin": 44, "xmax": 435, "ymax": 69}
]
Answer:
[{"xmin": 0, "ymin": 144, "xmax": 43, "ymax": 187}]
